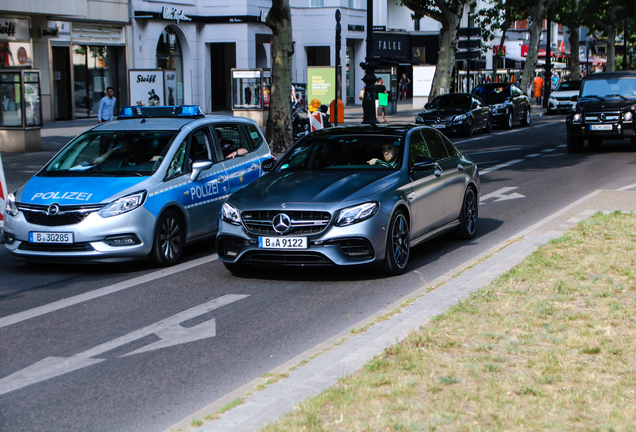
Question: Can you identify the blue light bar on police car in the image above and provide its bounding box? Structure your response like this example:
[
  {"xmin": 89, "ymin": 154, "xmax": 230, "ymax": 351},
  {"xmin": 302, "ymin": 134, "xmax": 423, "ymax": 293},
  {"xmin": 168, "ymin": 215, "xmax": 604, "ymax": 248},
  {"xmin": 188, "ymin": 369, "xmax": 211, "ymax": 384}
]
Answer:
[{"xmin": 117, "ymin": 105, "xmax": 205, "ymax": 119}]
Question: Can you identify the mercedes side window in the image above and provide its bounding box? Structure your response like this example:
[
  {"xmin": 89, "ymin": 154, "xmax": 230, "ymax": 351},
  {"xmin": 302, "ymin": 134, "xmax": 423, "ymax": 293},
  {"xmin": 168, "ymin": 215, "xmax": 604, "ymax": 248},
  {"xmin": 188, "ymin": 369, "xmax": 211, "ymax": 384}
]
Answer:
[
  {"xmin": 408, "ymin": 130, "xmax": 431, "ymax": 168},
  {"xmin": 422, "ymin": 129, "xmax": 449, "ymax": 161},
  {"xmin": 166, "ymin": 139, "xmax": 188, "ymax": 180},
  {"xmin": 439, "ymin": 132, "xmax": 458, "ymax": 157}
]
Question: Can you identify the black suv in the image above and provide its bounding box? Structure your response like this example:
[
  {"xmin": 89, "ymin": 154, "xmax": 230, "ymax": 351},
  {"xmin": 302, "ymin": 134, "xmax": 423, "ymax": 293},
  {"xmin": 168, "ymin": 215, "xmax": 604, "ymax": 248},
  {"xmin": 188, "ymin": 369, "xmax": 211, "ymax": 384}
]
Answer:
[
  {"xmin": 566, "ymin": 71, "xmax": 636, "ymax": 152},
  {"xmin": 472, "ymin": 82, "xmax": 532, "ymax": 129}
]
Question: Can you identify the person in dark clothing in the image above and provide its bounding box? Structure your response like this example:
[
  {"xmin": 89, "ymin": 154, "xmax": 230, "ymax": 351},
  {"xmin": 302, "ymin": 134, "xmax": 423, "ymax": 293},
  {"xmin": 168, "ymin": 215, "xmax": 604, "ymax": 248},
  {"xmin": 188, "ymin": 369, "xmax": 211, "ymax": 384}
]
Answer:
[{"xmin": 375, "ymin": 78, "xmax": 388, "ymax": 122}]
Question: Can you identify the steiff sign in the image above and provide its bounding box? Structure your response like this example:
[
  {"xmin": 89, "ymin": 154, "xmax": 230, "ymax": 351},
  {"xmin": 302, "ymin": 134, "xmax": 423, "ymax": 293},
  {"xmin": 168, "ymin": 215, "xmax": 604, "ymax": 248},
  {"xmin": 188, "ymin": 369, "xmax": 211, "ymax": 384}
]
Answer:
[
  {"xmin": 0, "ymin": 18, "xmax": 30, "ymax": 41},
  {"xmin": 40, "ymin": 27, "xmax": 59, "ymax": 38}
]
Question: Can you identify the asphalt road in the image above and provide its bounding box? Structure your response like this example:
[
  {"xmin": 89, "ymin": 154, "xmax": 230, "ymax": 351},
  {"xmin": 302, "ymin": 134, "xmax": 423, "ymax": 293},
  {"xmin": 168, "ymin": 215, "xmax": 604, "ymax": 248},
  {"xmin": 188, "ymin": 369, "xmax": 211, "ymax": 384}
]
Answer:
[{"xmin": 1, "ymin": 114, "xmax": 636, "ymax": 432}]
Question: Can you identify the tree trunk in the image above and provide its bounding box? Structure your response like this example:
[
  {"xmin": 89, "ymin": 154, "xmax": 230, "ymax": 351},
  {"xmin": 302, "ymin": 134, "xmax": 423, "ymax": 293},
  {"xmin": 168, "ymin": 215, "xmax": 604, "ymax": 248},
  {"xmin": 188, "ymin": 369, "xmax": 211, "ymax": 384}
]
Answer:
[
  {"xmin": 430, "ymin": 5, "xmax": 462, "ymax": 98},
  {"xmin": 605, "ymin": 26, "xmax": 616, "ymax": 72},
  {"xmin": 520, "ymin": 14, "xmax": 543, "ymax": 97},
  {"xmin": 265, "ymin": 0, "xmax": 294, "ymax": 154},
  {"xmin": 568, "ymin": 27, "xmax": 580, "ymax": 80}
]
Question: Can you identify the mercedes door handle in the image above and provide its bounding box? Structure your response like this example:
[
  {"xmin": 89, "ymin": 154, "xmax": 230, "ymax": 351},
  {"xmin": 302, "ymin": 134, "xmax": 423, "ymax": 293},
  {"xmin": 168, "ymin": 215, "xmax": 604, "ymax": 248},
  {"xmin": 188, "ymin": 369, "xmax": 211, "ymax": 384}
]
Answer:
[
  {"xmin": 407, "ymin": 192, "xmax": 415, "ymax": 201},
  {"xmin": 457, "ymin": 164, "xmax": 464, "ymax": 171},
  {"xmin": 217, "ymin": 175, "xmax": 227, "ymax": 183},
  {"xmin": 434, "ymin": 170, "xmax": 442, "ymax": 177}
]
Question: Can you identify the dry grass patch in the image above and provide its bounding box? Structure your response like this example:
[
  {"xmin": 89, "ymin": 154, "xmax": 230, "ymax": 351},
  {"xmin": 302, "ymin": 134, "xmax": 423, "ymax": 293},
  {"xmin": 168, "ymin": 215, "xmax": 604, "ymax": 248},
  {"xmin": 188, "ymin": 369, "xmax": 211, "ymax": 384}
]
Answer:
[{"xmin": 262, "ymin": 211, "xmax": 636, "ymax": 432}]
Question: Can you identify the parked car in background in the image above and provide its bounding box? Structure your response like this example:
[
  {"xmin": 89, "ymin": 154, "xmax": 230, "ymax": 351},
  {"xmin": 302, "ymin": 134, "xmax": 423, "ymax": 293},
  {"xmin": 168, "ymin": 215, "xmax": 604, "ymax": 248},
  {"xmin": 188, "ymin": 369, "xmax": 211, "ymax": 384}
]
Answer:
[
  {"xmin": 472, "ymin": 82, "xmax": 532, "ymax": 129},
  {"xmin": 217, "ymin": 124, "xmax": 480, "ymax": 276},
  {"xmin": 415, "ymin": 93, "xmax": 492, "ymax": 137},
  {"xmin": 566, "ymin": 71, "xmax": 636, "ymax": 152},
  {"xmin": 547, "ymin": 80, "xmax": 581, "ymax": 114},
  {"xmin": 3, "ymin": 105, "xmax": 274, "ymax": 266}
]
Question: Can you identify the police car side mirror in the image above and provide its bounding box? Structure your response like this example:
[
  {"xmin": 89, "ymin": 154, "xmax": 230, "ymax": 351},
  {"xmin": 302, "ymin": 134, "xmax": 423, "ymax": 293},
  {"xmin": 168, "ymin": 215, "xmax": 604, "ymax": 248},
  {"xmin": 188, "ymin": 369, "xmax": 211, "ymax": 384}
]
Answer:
[
  {"xmin": 191, "ymin": 160, "xmax": 213, "ymax": 181},
  {"xmin": 261, "ymin": 158, "xmax": 276, "ymax": 173}
]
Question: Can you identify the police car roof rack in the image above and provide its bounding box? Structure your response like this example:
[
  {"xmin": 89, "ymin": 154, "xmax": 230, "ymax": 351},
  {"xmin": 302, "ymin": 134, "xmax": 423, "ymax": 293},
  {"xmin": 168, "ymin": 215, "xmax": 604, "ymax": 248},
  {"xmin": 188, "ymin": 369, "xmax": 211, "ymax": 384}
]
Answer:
[{"xmin": 117, "ymin": 105, "xmax": 205, "ymax": 120}]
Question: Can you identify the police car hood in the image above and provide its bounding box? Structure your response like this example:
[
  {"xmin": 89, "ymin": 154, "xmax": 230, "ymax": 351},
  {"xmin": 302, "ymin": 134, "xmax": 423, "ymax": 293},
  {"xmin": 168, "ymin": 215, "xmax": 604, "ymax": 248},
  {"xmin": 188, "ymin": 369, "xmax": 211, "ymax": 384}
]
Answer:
[
  {"xmin": 231, "ymin": 170, "xmax": 400, "ymax": 204},
  {"xmin": 17, "ymin": 176, "xmax": 154, "ymax": 205}
]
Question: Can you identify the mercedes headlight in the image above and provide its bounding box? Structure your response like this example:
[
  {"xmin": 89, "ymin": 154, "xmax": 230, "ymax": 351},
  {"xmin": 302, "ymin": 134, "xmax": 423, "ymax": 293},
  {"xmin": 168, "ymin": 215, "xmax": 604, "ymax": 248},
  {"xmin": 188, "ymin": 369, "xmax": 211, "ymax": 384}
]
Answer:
[
  {"xmin": 622, "ymin": 111, "xmax": 634, "ymax": 122},
  {"xmin": 450, "ymin": 114, "xmax": 467, "ymax": 125},
  {"xmin": 415, "ymin": 115, "xmax": 423, "ymax": 123},
  {"xmin": 221, "ymin": 202, "xmax": 241, "ymax": 225},
  {"xmin": 572, "ymin": 113, "xmax": 583, "ymax": 123},
  {"xmin": 492, "ymin": 103, "xmax": 507, "ymax": 112},
  {"xmin": 336, "ymin": 202, "xmax": 378, "ymax": 227},
  {"xmin": 5, "ymin": 192, "xmax": 18, "ymax": 217},
  {"xmin": 98, "ymin": 191, "xmax": 147, "ymax": 218}
]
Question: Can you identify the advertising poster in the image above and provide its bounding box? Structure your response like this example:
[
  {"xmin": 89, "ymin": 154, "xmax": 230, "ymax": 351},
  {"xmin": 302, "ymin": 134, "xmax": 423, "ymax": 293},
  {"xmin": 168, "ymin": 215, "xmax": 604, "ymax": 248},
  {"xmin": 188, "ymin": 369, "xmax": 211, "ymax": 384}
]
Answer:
[
  {"xmin": 129, "ymin": 70, "xmax": 165, "ymax": 107},
  {"xmin": 163, "ymin": 70, "xmax": 177, "ymax": 106},
  {"xmin": 307, "ymin": 67, "xmax": 335, "ymax": 109},
  {"xmin": 413, "ymin": 65, "xmax": 436, "ymax": 97}
]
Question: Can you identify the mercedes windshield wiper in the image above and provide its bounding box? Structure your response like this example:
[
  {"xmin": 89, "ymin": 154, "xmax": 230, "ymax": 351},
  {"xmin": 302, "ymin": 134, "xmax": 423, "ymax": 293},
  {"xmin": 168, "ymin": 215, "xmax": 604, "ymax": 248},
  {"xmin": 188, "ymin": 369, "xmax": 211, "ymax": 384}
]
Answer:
[
  {"xmin": 604, "ymin": 94, "xmax": 629, "ymax": 101},
  {"xmin": 580, "ymin": 95, "xmax": 604, "ymax": 100}
]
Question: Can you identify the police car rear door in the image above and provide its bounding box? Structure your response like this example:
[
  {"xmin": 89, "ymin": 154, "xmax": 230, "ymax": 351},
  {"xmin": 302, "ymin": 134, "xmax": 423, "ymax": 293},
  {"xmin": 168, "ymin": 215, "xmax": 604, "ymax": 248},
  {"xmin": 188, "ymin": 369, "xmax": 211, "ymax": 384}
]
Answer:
[{"xmin": 212, "ymin": 124, "xmax": 261, "ymax": 195}]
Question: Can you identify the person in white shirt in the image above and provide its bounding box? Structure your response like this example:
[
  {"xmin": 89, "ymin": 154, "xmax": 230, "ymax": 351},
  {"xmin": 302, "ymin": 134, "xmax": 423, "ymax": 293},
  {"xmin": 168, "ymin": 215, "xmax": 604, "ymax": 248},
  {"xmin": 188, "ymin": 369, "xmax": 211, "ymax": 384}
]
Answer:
[{"xmin": 98, "ymin": 87, "xmax": 117, "ymax": 123}]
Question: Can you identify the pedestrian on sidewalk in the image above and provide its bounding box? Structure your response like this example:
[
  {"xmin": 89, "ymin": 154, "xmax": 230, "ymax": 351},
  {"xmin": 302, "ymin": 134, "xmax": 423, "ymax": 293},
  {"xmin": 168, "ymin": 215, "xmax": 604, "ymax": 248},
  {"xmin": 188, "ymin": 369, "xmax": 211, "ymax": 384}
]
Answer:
[
  {"xmin": 399, "ymin": 73, "xmax": 410, "ymax": 100},
  {"xmin": 533, "ymin": 74, "xmax": 544, "ymax": 105},
  {"xmin": 375, "ymin": 78, "xmax": 388, "ymax": 122},
  {"xmin": 98, "ymin": 87, "xmax": 117, "ymax": 123}
]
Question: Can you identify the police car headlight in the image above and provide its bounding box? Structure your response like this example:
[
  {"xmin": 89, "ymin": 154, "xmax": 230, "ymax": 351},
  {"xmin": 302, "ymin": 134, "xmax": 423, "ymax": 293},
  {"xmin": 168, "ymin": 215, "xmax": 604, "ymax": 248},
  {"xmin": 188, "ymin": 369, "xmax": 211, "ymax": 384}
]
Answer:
[
  {"xmin": 98, "ymin": 191, "xmax": 147, "ymax": 218},
  {"xmin": 221, "ymin": 202, "xmax": 241, "ymax": 225},
  {"xmin": 5, "ymin": 193, "xmax": 18, "ymax": 217},
  {"xmin": 336, "ymin": 202, "xmax": 378, "ymax": 226}
]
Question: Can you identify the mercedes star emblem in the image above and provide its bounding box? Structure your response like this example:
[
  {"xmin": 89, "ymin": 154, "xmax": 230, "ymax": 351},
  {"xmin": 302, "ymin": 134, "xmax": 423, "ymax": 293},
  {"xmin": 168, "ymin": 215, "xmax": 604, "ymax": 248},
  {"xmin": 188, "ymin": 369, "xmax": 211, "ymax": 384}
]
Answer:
[
  {"xmin": 272, "ymin": 213, "xmax": 292, "ymax": 234},
  {"xmin": 597, "ymin": 113, "xmax": 606, "ymax": 122},
  {"xmin": 47, "ymin": 203, "xmax": 60, "ymax": 216}
]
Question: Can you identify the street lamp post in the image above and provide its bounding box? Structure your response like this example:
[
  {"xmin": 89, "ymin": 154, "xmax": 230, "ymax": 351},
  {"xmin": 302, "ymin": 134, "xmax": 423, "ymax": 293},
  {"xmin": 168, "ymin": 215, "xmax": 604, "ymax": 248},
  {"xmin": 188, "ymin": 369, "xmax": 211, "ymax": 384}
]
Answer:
[{"xmin": 361, "ymin": 0, "xmax": 377, "ymax": 124}]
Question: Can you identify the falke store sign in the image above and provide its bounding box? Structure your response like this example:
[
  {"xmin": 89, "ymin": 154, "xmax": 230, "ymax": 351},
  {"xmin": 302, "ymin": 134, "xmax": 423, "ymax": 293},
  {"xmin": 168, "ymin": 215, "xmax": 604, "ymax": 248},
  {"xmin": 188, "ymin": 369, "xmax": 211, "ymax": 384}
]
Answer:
[
  {"xmin": 374, "ymin": 34, "xmax": 409, "ymax": 58},
  {"xmin": 162, "ymin": 7, "xmax": 192, "ymax": 24}
]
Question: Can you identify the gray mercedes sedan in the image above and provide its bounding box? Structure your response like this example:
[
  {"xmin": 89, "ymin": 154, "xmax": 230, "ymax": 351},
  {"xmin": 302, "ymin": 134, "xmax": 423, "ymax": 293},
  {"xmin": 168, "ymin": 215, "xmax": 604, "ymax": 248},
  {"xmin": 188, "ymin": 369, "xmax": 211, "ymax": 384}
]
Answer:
[{"xmin": 216, "ymin": 124, "xmax": 480, "ymax": 276}]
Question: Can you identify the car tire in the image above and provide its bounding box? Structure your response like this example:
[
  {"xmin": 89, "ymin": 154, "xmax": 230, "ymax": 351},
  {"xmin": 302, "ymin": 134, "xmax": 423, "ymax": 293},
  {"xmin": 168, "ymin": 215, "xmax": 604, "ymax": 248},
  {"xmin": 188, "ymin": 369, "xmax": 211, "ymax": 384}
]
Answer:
[
  {"xmin": 505, "ymin": 110, "xmax": 513, "ymax": 129},
  {"xmin": 377, "ymin": 209, "xmax": 410, "ymax": 276},
  {"xmin": 453, "ymin": 187, "xmax": 478, "ymax": 240},
  {"xmin": 485, "ymin": 116, "xmax": 492, "ymax": 133},
  {"xmin": 465, "ymin": 118, "xmax": 474, "ymax": 137},
  {"xmin": 149, "ymin": 209, "xmax": 185, "ymax": 267},
  {"xmin": 521, "ymin": 108, "xmax": 531, "ymax": 126},
  {"xmin": 567, "ymin": 135, "xmax": 584, "ymax": 153}
]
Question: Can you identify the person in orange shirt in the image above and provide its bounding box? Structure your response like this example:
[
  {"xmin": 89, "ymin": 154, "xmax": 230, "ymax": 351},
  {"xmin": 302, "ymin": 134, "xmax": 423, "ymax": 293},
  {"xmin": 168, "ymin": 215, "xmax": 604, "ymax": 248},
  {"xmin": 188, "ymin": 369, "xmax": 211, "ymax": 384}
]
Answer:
[{"xmin": 533, "ymin": 74, "xmax": 544, "ymax": 105}]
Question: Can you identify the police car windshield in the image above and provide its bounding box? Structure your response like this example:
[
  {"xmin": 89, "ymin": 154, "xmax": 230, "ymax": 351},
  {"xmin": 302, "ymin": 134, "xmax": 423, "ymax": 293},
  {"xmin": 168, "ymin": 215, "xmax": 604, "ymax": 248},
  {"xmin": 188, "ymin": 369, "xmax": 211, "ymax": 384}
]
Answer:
[
  {"xmin": 41, "ymin": 130, "xmax": 177, "ymax": 176},
  {"xmin": 278, "ymin": 135, "xmax": 403, "ymax": 171}
]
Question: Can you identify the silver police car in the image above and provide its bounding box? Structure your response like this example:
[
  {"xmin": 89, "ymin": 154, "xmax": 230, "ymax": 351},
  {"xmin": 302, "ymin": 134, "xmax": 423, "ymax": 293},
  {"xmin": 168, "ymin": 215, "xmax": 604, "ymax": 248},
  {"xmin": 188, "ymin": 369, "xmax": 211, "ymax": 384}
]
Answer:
[
  {"xmin": 3, "ymin": 106, "xmax": 274, "ymax": 266},
  {"xmin": 217, "ymin": 124, "xmax": 480, "ymax": 276}
]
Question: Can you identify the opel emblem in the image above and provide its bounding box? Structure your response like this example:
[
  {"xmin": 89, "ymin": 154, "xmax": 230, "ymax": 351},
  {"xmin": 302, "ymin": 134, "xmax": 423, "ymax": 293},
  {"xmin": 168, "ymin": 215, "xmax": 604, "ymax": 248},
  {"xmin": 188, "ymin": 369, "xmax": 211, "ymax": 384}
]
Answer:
[
  {"xmin": 272, "ymin": 213, "xmax": 291, "ymax": 234},
  {"xmin": 47, "ymin": 203, "xmax": 60, "ymax": 216},
  {"xmin": 597, "ymin": 113, "xmax": 606, "ymax": 122}
]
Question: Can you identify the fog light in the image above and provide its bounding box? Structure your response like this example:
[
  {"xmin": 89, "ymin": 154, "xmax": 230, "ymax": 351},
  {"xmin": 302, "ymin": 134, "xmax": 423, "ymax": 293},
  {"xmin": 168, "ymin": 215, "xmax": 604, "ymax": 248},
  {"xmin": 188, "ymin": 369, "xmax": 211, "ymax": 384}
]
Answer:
[{"xmin": 104, "ymin": 234, "xmax": 141, "ymax": 246}]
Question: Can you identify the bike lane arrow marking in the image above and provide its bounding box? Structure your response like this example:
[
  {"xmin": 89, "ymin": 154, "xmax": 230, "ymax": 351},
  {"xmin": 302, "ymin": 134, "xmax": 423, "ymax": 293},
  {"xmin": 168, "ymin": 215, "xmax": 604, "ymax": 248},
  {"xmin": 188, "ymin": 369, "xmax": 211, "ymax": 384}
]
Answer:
[
  {"xmin": 0, "ymin": 294, "xmax": 249, "ymax": 396},
  {"xmin": 480, "ymin": 187, "xmax": 525, "ymax": 203}
]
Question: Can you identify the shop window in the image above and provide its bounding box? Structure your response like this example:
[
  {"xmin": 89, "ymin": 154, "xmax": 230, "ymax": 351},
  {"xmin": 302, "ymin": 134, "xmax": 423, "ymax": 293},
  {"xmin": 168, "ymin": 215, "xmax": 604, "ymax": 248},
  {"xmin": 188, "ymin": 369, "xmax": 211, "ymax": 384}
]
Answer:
[
  {"xmin": 307, "ymin": 46, "xmax": 331, "ymax": 67},
  {"xmin": 157, "ymin": 26, "xmax": 183, "ymax": 106}
]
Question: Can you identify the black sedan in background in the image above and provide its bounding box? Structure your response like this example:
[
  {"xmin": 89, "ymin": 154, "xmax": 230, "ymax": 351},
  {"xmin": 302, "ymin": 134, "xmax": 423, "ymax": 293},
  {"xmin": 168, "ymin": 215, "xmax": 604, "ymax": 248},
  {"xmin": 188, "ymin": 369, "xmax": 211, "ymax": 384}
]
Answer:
[
  {"xmin": 415, "ymin": 93, "xmax": 492, "ymax": 137},
  {"xmin": 472, "ymin": 82, "xmax": 532, "ymax": 129},
  {"xmin": 217, "ymin": 125, "xmax": 480, "ymax": 276}
]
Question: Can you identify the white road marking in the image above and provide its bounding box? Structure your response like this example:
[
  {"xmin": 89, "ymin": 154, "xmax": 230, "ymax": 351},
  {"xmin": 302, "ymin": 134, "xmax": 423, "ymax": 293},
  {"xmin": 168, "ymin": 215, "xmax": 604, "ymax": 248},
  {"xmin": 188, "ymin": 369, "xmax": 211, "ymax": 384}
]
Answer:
[
  {"xmin": 616, "ymin": 182, "xmax": 636, "ymax": 191},
  {"xmin": 465, "ymin": 147, "xmax": 522, "ymax": 155},
  {"xmin": 541, "ymin": 153, "xmax": 566, "ymax": 157},
  {"xmin": 542, "ymin": 148, "xmax": 556, "ymax": 152},
  {"xmin": 480, "ymin": 159, "xmax": 524, "ymax": 175},
  {"xmin": 556, "ymin": 144, "xmax": 567, "ymax": 148},
  {"xmin": 480, "ymin": 187, "xmax": 525, "ymax": 203},
  {"xmin": 0, "ymin": 253, "xmax": 219, "ymax": 330},
  {"xmin": 0, "ymin": 294, "xmax": 249, "ymax": 397},
  {"xmin": 525, "ymin": 154, "xmax": 541, "ymax": 157}
]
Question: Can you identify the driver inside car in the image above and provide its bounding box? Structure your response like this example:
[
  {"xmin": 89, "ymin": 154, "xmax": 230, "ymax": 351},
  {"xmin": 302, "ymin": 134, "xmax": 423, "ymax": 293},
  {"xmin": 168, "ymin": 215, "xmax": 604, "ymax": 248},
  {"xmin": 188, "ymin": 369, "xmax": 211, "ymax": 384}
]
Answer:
[{"xmin": 368, "ymin": 142, "xmax": 399, "ymax": 168}]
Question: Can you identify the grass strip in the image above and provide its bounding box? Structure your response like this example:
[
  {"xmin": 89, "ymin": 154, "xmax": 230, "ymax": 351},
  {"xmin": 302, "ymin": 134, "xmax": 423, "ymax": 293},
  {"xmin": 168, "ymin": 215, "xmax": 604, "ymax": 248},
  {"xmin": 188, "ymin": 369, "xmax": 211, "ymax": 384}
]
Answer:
[{"xmin": 262, "ymin": 211, "xmax": 636, "ymax": 432}]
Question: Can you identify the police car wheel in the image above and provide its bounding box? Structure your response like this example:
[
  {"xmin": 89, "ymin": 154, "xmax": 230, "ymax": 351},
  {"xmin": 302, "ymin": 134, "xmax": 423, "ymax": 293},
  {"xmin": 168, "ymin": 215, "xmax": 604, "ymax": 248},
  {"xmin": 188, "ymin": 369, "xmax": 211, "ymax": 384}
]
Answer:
[{"xmin": 150, "ymin": 209, "xmax": 185, "ymax": 267}]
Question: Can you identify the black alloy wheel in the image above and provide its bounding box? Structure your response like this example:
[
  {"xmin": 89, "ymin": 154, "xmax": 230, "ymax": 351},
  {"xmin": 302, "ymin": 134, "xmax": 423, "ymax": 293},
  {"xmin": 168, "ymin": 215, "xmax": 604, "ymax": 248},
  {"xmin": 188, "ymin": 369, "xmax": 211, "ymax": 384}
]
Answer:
[
  {"xmin": 453, "ymin": 187, "xmax": 478, "ymax": 240},
  {"xmin": 149, "ymin": 209, "xmax": 185, "ymax": 267},
  {"xmin": 521, "ymin": 108, "xmax": 531, "ymax": 126},
  {"xmin": 377, "ymin": 210, "xmax": 410, "ymax": 276},
  {"xmin": 505, "ymin": 110, "xmax": 514, "ymax": 129}
]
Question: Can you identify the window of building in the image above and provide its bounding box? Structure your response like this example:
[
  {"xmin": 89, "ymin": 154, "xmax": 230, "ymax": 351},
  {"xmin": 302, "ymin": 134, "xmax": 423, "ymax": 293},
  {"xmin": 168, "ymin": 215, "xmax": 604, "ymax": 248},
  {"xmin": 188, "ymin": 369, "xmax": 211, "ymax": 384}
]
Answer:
[
  {"xmin": 311, "ymin": 0, "xmax": 324, "ymax": 6},
  {"xmin": 156, "ymin": 26, "xmax": 183, "ymax": 105}
]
